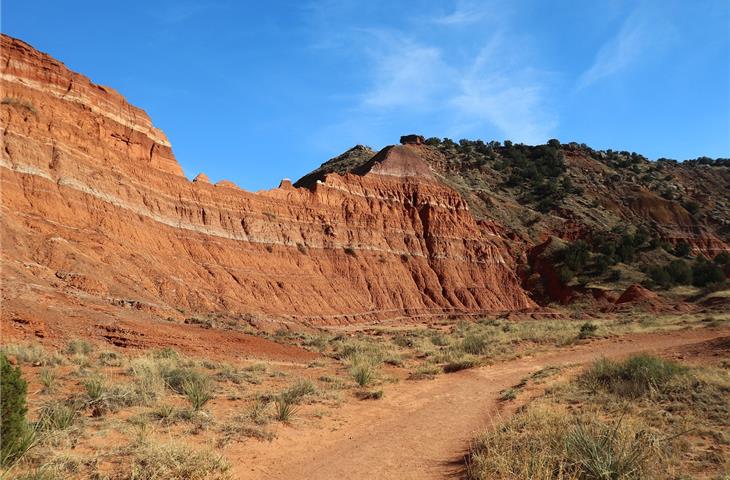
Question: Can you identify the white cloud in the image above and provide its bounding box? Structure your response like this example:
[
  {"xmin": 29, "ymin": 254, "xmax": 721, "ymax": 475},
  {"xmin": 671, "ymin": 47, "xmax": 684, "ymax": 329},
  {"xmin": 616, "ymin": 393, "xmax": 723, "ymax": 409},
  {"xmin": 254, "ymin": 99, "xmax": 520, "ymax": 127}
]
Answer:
[
  {"xmin": 302, "ymin": 0, "xmax": 557, "ymax": 144},
  {"xmin": 433, "ymin": 1, "xmax": 486, "ymax": 26},
  {"xmin": 358, "ymin": 29, "xmax": 556, "ymax": 143},
  {"xmin": 362, "ymin": 34, "xmax": 449, "ymax": 109},
  {"xmin": 431, "ymin": 0, "xmax": 512, "ymax": 27},
  {"xmin": 579, "ymin": 5, "xmax": 674, "ymax": 87}
]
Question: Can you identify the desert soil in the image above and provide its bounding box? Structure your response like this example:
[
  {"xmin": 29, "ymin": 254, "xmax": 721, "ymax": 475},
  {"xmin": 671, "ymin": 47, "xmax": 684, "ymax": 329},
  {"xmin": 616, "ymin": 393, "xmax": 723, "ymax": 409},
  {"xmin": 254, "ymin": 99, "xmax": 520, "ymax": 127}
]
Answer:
[{"xmin": 229, "ymin": 327, "xmax": 729, "ymax": 480}]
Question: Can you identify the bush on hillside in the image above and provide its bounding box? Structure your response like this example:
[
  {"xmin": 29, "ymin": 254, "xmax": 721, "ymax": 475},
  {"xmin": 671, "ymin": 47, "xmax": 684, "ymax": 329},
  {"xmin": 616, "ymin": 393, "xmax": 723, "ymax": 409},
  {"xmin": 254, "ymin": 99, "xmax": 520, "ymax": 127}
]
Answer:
[{"xmin": 1, "ymin": 353, "xmax": 31, "ymax": 466}]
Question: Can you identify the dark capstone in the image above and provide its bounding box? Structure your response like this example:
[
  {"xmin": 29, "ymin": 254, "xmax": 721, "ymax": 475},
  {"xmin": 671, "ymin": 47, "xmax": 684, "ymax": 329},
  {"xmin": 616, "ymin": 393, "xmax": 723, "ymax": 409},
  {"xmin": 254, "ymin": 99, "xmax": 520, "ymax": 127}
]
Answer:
[{"xmin": 400, "ymin": 134, "xmax": 425, "ymax": 145}]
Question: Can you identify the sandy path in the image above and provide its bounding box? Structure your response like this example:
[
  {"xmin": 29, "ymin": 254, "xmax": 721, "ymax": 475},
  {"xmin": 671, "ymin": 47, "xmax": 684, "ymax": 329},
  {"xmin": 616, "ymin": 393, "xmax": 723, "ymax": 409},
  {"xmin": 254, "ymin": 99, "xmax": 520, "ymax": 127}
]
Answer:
[{"xmin": 229, "ymin": 327, "xmax": 729, "ymax": 480}]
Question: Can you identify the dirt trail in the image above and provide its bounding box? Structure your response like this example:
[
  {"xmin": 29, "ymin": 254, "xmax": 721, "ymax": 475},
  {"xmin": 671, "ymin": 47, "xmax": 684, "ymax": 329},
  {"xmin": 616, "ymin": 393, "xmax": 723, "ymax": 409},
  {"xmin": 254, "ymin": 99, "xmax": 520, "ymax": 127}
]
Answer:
[{"xmin": 230, "ymin": 328, "xmax": 729, "ymax": 480}]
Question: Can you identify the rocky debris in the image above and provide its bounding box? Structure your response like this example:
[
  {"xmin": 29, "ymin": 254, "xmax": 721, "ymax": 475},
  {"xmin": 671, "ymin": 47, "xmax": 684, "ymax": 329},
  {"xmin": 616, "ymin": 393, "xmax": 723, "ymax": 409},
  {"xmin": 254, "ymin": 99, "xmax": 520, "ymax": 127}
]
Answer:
[
  {"xmin": 0, "ymin": 33, "xmax": 535, "ymax": 331},
  {"xmin": 216, "ymin": 180, "xmax": 239, "ymax": 189},
  {"xmin": 400, "ymin": 134, "xmax": 425, "ymax": 145},
  {"xmin": 193, "ymin": 173, "xmax": 211, "ymax": 183},
  {"xmin": 616, "ymin": 284, "xmax": 660, "ymax": 305},
  {"xmin": 610, "ymin": 283, "xmax": 671, "ymax": 313}
]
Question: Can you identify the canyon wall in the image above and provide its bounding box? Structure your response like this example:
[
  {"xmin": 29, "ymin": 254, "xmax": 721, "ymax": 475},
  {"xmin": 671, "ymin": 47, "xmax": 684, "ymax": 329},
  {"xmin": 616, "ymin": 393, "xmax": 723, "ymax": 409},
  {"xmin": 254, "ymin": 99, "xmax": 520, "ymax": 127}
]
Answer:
[{"xmin": 1, "ymin": 34, "xmax": 534, "ymax": 333}]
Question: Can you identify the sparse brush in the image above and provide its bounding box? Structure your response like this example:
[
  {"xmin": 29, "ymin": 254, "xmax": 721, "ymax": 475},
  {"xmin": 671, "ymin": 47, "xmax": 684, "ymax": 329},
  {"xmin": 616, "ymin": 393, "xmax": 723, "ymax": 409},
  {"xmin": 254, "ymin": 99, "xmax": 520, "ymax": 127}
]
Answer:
[
  {"xmin": 566, "ymin": 418, "xmax": 656, "ymax": 479},
  {"xmin": 351, "ymin": 362, "xmax": 375, "ymax": 387},
  {"xmin": 82, "ymin": 377, "xmax": 108, "ymax": 416},
  {"xmin": 355, "ymin": 389, "xmax": 383, "ymax": 400},
  {"xmin": 460, "ymin": 333, "xmax": 489, "ymax": 355},
  {"xmin": 430, "ymin": 333, "xmax": 450, "ymax": 346},
  {"xmin": 408, "ymin": 364, "xmax": 441, "ymax": 380},
  {"xmin": 150, "ymin": 403, "xmax": 176, "ymax": 423},
  {"xmin": 153, "ymin": 347, "xmax": 180, "ymax": 359},
  {"xmin": 1, "ymin": 343, "xmax": 63, "ymax": 366},
  {"xmin": 128, "ymin": 441, "xmax": 230, "ymax": 480},
  {"xmin": 443, "ymin": 357, "xmax": 479, "ymax": 373},
  {"xmin": 274, "ymin": 395, "xmax": 298, "ymax": 422},
  {"xmin": 581, "ymin": 354, "xmax": 687, "ymax": 398},
  {"xmin": 282, "ymin": 379, "xmax": 317, "ymax": 403},
  {"xmin": 578, "ymin": 322, "xmax": 598, "ymax": 339},
  {"xmin": 499, "ymin": 388, "xmax": 518, "ymax": 401},
  {"xmin": 98, "ymin": 350, "xmax": 123, "ymax": 366},
  {"xmin": 163, "ymin": 367, "xmax": 205, "ymax": 394},
  {"xmin": 65, "ymin": 339, "xmax": 94, "ymax": 356},
  {"xmin": 182, "ymin": 378, "xmax": 214, "ymax": 411},
  {"xmin": 83, "ymin": 377, "xmax": 105, "ymax": 403},
  {"xmin": 39, "ymin": 368, "xmax": 56, "ymax": 394},
  {"xmin": 37, "ymin": 402, "xmax": 76, "ymax": 431},
  {"xmin": 248, "ymin": 400, "xmax": 270, "ymax": 425}
]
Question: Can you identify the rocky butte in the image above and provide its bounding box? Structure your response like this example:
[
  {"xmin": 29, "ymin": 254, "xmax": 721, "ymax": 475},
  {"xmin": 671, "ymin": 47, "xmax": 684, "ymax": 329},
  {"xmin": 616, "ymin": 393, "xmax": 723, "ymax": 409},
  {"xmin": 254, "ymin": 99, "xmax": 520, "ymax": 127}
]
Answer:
[{"xmin": 0, "ymin": 35, "xmax": 535, "ymax": 341}]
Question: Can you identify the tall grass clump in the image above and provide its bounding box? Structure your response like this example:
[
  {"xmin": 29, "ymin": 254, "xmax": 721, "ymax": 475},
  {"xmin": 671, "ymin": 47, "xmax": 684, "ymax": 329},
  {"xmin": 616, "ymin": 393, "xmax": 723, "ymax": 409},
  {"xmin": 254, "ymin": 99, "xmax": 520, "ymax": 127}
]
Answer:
[
  {"xmin": 282, "ymin": 379, "xmax": 316, "ymax": 402},
  {"xmin": 273, "ymin": 395, "xmax": 297, "ymax": 422},
  {"xmin": 460, "ymin": 333, "xmax": 489, "ymax": 355},
  {"xmin": 467, "ymin": 407, "xmax": 657, "ymax": 480},
  {"xmin": 1, "ymin": 343, "xmax": 63, "ymax": 366},
  {"xmin": 565, "ymin": 419, "xmax": 656, "ymax": 479},
  {"xmin": 127, "ymin": 441, "xmax": 230, "ymax": 480},
  {"xmin": 581, "ymin": 354, "xmax": 687, "ymax": 398},
  {"xmin": 183, "ymin": 377, "xmax": 214, "ymax": 411},
  {"xmin": 351, "ymin": 363, "xmax": 374, "ymax": 387},
  {"xmin": 37, "ymin": 402, "xmax": 76, "ymax": 432}
]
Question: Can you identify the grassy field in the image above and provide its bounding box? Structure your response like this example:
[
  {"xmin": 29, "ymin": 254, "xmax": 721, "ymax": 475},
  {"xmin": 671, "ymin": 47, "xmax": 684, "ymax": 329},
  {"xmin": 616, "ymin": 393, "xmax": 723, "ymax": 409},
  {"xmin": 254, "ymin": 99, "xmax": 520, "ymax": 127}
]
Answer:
[
  {"xmin": 0, "ymin": 340, "xmax": 356, "ymax": 479},
  {"xmin": 0, "ymin": 311, "xmax": 726, "ymax": 479},
  {"xmin": 467, "ymin": 354, "xmax": 730, "ymax": 480}
]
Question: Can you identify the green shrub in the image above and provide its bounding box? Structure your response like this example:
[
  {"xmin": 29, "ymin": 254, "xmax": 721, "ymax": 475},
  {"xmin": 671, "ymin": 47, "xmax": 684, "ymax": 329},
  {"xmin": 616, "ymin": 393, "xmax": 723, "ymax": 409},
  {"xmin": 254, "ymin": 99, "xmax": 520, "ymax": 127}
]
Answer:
[
  {"xmin": 1, "ymin": 353, "xmax": 31, "ymax": 466},
  {"xmin": 162, "ymin": 367, "xmax": 205, "ymax": 394},
  {"xmin": 443, "ymin": 358, "xmax": 479, "ymax": 373},
  {"xmin": 274, "ymin": 395, "xmax": 297, "ymax": 422},
  {"xmin": 578, "ymin": 322, "xmax": 598, "ymax": 339},
  {"xmin": 182, "ymin": 378, "xmax": 214, "ymax": 411},
  {"xmin": 128, "ymin": 441, "xmax": 230, "ymax": 480},
  {"xmin": 355, "ymin": 389, "xmax": 384, "ymax": 400},
  {"xmin": 581, "ymin": 354, "xmax": 687, "ymax": 398},
  {"xmin": 460, "ymin": 334, "xmax": 488, "ymax": 355},
  {"xmin": 714, "ymin": 251, "xmax": 730, "ymax": 266},
  {"xmin": 667, "ymin": 259, "xmax": 692, "ymax": 285},
  {"xmin": 65, "ymin": 339, "xmax": 94, "ymax": 355},
  {"xmin": 351, "ymin": 363, "xmax": 375, "ymax": 387},
  {"xmin": 37, "ymin": 402, "xmax": 76, "ymax": 431},
  {"xmin": 566, "ymin": 419, "xmax": 654, "ymax": 479},
  {"xmin": 282, "ymin": 379, "xmax": 316, "ymax": 403},
  {"xmin": 691, "ymin": 258, "xmax": 725, "ymax": 287},
  {"xmin": 673, "ymin": 241, "xmax": 691, "ymax": 258},
  {"xmin": 39, "ymin": 368, "xmax": 56, "ymax": 394}
]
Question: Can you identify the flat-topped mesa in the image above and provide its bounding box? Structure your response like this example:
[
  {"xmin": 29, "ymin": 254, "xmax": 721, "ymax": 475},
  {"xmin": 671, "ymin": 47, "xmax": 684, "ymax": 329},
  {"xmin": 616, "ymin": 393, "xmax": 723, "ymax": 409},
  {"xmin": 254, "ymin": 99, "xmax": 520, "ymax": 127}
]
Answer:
[{"xmin": 0, "ymin": 34, "xmax": 184, "ymax": 177}]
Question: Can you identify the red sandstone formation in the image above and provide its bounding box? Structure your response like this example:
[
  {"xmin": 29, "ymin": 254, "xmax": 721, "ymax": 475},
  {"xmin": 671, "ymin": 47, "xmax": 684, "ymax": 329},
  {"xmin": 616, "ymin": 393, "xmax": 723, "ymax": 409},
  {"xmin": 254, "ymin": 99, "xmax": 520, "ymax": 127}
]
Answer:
[
  {"xmin": 615, "ymin": 284, "xmax": 661, "ymax": 305},
  {"xmin": 0, "ymin": 34, "xmax": 535, "ymax": 335}
]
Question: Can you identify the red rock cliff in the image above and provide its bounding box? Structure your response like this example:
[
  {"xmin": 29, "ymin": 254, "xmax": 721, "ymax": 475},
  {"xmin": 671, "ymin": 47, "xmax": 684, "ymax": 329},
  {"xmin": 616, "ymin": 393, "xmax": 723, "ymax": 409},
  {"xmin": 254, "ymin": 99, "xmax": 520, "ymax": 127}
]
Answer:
[{"xmin": 0, "ymin": 34, "xmax": 535, "ymax": 331}]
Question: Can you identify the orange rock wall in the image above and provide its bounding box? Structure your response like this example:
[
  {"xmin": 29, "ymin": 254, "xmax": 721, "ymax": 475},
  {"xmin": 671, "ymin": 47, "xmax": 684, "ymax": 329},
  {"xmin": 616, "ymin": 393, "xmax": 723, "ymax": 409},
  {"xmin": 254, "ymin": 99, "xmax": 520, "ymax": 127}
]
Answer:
[{"xmin": 1, "ymin": 35, "xmax": 534, "ymax": 326}]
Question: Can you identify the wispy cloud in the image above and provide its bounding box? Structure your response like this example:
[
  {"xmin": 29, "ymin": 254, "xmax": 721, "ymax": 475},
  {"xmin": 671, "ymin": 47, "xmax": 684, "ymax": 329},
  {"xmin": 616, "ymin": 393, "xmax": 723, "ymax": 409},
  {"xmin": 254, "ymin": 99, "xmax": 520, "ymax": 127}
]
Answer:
[
  {"xmin": 302, "ymin": 0, "xmax": 557, "ymax": 144},
  {"xmin": 432, "ymin": 1, "xmax": 487, "ymax": 26},
  {"xmin": 361, "ymin": 32, "xmax": 450, "ymax": 109},
  {"xmin": 579, "ymin": 4, "xmax": 675, "ymax": 87},
  {"xmin": 451, "ymin": 37, "xmax": 557, "ymax": 143},
  {"xmin": 155, "ymin": 2, "xmax": 218, "ymax": 25},
  {"xmin": 357, "ymin": 28, "xmax": 556, "ymax": 143}
]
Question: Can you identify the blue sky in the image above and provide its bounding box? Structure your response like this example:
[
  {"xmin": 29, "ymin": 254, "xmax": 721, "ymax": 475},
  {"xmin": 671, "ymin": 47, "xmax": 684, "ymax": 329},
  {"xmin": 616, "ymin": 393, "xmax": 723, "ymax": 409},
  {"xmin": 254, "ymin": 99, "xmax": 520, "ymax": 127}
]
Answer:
[{"xmin": 4, "ymin": 0, "xmax": 729, "ymax": 190}]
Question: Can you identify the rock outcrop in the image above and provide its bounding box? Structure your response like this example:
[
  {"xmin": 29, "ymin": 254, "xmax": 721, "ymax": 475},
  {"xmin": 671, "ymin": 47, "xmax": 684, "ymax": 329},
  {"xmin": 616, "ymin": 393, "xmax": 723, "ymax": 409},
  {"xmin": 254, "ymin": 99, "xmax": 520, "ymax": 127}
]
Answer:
[{"xmin": 0, "ymin": 34, "xmax": 535, "ymax": 335}]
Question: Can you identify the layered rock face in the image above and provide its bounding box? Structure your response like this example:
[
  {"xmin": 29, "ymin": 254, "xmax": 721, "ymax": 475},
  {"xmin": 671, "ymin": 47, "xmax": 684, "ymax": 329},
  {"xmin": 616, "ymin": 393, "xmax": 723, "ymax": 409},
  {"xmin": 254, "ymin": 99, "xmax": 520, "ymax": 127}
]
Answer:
[{"xmin": 1, "ymin": 34, "xmax": 534, "ymax": 331}]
